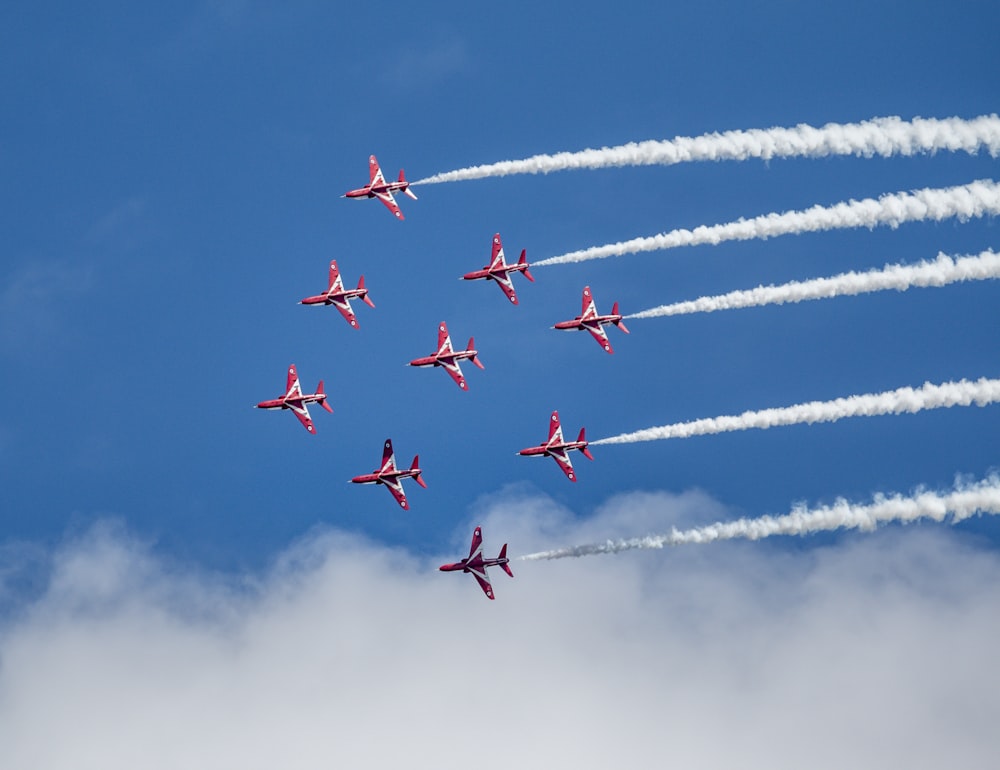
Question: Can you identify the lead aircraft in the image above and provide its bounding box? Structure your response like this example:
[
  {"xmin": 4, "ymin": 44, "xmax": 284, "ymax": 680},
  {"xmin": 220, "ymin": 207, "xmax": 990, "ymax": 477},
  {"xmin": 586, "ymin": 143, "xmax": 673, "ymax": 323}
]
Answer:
[
  {"xmin": 343, "ymin": 155, "xmax": 418, "ymax": 220},
  {"xmin": 553, "ymin": 286, "xmax": 629, "ymax": 353},
  {"xmin": 300, "ymin": 259, "xmax": 375, "ymax": 329},
  {"xmin": 350, "ymin": 438, "xmax": 427, "ymax": 510},
  {"xmin": 408, "ymin": 321, "xmax": 484, "ymax": 391},
  {"xmin": 439, "ymin": 526, "xmax": 513, "ymax": 600},
  {"xmin": 255, "ymin": 364, "xmax": 333, "ymax": 435},
  {"xmin": 462, "ymin": 232, "xmax": 534, "ymax": 304},
  {"xmin": 518, "ymin": 410, "xmax": 593, "ymax": 482}
]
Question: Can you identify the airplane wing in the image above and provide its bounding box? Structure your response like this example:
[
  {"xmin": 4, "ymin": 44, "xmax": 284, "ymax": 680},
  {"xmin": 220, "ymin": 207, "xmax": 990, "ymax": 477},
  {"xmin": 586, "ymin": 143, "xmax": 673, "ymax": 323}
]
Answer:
[
  {"xmin": 285, "ymin": 364, "xmax": 303, "ymax": 398},
  {"xmin": 327, "ymin": 260, "xmax": 344, "ymax": 293},
  {"xmin": 547, "ymin": 411, "xmax": 564, "ymax": 443},
  {"xmin": 382, "ymin": 476, "xmax": 409, "ymax": 509},
  {"xmin": 492, "ymin": 270, "xmax": 519, "ymax": 304},
  {"xmin": 368, "ymin": 155, "xmax": 384, "ymax": 186},
  {"xmin": 375, "ymin": 189, "xmax": 404, "ymax": 220},
  {"xmin": 581, "ymin": 286, "xmax": 598, "ymax": 318},
  {"xmin": 468, "ymin": 526, "xmax": 485, "ymax": 560},
  {"xmin": 332, "ymin": 297, "xmax": 359, "ymax": 329},
  {"xmin": 585, "ymin": 323, "xmax": 614, "ymax": 353},
  {"xmin": 470, "ymin": 567, "xmax": 495, "ymax": 600},
  {"xmin": 436, "ymin": 322, "xmax": 454, "ymax": 355},
  {"xmin": 489, "ymin": 233, "xmax": 506, "ymax": 269},
  {"xmin": 288, "ymin": 401, "xmax": 317, "ymax": 435},
  {"xmin": 379, "ymin": 439, "xmax": 398, "ymax": 474},
  {"xmin": 439, "ymin": 358, "xmax": 468, "ymax": 390},
  {"xmin": 548, "ymin": 446, "xmax": 577, "ymax": 481}
]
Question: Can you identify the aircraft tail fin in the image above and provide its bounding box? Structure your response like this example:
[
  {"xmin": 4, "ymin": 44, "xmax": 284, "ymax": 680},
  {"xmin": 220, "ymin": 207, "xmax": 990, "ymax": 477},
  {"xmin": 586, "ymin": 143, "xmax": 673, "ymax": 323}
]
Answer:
[
  {"xmin": 468, "ymin": 339, "xmax": 486, "ymax": 370},
  {"xmin": 577, "ymin": 428, "xmax": 594, "ymax": 460},
  {"xmin": 411, "ymin": 456, "xmax": 428, "ymax": 487},
  {"xmin": 519, "ymin": 250, "xmax": 535, "ymax": 282},
  {"xmin": 400, "ymin": 170, "xmax": 418, "ymax": 199},
  {"xmin": 612, "ymin": 302, "xmax": 630, "ymax": 333},
  {"xmin": 358, "ymin": 276, "xmax": 376, "ymax": 307},
  {"xmin": 498, "ymin": 544, "xmax": 514, "ymax": 577},
  {"xmin": 317, "ymin": 381, "xmax": 335, "ymax": 413}
]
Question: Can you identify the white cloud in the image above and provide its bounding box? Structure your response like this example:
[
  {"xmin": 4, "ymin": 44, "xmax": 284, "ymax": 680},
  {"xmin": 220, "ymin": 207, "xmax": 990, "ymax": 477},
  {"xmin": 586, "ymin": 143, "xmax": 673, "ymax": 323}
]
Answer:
[{"xmin": 1, "ymin": 490, "xmax": 998, "ymax": 769}]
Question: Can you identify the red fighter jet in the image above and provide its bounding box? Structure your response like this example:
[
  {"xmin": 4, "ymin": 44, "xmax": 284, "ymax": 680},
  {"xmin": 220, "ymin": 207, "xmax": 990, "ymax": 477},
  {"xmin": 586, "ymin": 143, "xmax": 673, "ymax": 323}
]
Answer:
[
  {"xmin": 350, "ymin": 439, "xmax": 427, "ymax": 510},
  {"xmin": 518, "ymin": 410, "xmax": 593, "ymax": 482},
  {"xmin": 408, "ymin": 321, "xmax": 484, "ymax": 391},
  {"xmin": 343, "ymin": 154, "xmax": 418, "ymax": 220},
  {"xmin": 553, "ymin": 286, "xmax": 629, "ymax": 354},
  {"xmin": 255, "ymin": 364, "xmax": 333, "ymax": 435},
  {"xmin": 300, "ymin": 259, "xmax": 375, "ymax": 329},
  {"xmin": 462, "ymin": 232, "xmax": 534, "ymax": 305},
  {"xmin": 439, "ymin": 526, "xmax": 513, "ymax": 600}
]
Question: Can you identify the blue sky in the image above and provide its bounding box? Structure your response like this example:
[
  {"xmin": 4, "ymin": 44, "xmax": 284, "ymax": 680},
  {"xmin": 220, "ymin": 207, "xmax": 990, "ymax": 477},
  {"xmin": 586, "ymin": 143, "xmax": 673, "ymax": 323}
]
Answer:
[{"xmin": 1, "ymin": 2, "xmax": 999, "ymax": 766}]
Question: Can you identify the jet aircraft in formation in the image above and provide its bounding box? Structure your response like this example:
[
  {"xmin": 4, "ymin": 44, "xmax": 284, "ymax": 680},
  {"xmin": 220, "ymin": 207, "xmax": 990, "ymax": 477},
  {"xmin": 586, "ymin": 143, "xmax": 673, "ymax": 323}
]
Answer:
[
  {"xmin": 256, "ymin": 156, "xmax": 631, "ymax": 601},
  {"xmin": 554, "ymin": 286, "xmax": 629, "ymax": 353},
  {"xmin": 343, "ymin": 155, "xmax": 418, "ymax": 220},
  {"xmin": 350, "ymin": 439, "xmax": 427, "ymax": 510},
  {"xmin": 462, "ymin": 232, "xmax": 534, "ymax": 304},
  {"xmin": 439, "ymin": 526, "xmax": 513, "ymax": 600},
  {"xmin": 518, "ymin": 410, "xmax": 593, "ymax": 481},
  {"xmin": 300, "ymin": 259, "xmax": 375, "ymax": 329},
  {"xmin": 408, "ymin": 321, "xmax": 484, "ymax": 391},
  {"xmin": 255, "ymin": 364, "xmax": 333, "ymax": 435}
]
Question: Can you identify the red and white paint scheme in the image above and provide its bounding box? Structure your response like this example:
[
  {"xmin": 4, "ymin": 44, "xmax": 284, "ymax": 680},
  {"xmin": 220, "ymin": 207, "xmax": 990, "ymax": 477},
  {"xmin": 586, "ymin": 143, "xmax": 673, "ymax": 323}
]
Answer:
[
  {"xmin": 342, "ymin": 154, "xmax": 418, "ymax": 220},
  {"xmin": 439, "ymin": 526, "xmax": 513, "ymax": 600},
  {"xmin": 255, "ymin": 364, "xmax": 333, "ymax": 435},
  {"xmin": 553, "ymin": 285, "xmax": 630, "ymax": 354},
  {"xmin": 461, "ymin": 232, "xmax": 535, "ymax": 305},
  {"xmin": 300, "ymin": 259, "xmax": 375, "ymax": 329},
  {"xmin": 408, "ymin": 321, "xmax": 484, "ymax": 391},
  {"xmin": 518, "ymin": 410, "xmax": 593, "ymax": 482},
  {"xmin": 350, "ymin": 438, "xmax": 427, "ymax": 510}
]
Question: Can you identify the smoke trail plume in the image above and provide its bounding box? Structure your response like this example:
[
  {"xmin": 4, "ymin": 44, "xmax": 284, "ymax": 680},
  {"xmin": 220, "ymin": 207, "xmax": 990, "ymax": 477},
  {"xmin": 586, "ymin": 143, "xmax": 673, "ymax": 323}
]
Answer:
[
  {"xmin": 415, "ymin": 115, "xmax": 1000, "ymax": 184},
  {"xmin": 627, "ymin": 249, "xmax": 1000, "ymax": 319},
  {"xmin": 533, "ymin": 179, "xmax": 1000, "ymax": 267},
  {"xmin": 592, "ymin": 377, "xmax": 1000, "ymax": 445},
  {"xmin": 519, "ymin": 475, "xmax": 1000, "ymax": 560}
]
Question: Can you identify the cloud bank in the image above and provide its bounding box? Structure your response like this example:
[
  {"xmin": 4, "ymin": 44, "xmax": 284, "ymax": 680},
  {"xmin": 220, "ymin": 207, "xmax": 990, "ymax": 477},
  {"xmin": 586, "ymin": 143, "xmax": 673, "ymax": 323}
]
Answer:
[{"xmin": 1, "ymin": 492, "xmax": 999, "ymax": 769}]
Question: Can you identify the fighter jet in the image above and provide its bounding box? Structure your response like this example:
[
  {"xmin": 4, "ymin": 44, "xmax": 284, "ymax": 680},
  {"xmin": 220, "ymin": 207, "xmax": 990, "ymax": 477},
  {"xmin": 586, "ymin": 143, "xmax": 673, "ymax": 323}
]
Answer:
[
  {"xmin": 350, "ymin": 439, "xmax": 427, "ymax": 510},
  {"xmin": 518, "ymin": 410, "xmax": 593, "ymax": 482},
  {"xmin": 553, "ymin": 286, "xmax": 629, "ymax": 353},
  {"xmin": 300, "ymin": 259, "xmax": 375, "ymax": 329},
  {"xmin": 439, "ymin": 526, "xmax": 513, "ymax": 600},
  {"xmin": 461, "ymin": 232, "xmax": 534, "ymax": 305},
  {"xmin": 408, "ymin": 321, "xmax": 484, "ymax": 391},
  {"xmin": 343, "ymin": 155, "xmax": 417, "ymax": 220},
  {"xmin": 255, "ymin": 364, "xmax": 333, "ymax": 435}
]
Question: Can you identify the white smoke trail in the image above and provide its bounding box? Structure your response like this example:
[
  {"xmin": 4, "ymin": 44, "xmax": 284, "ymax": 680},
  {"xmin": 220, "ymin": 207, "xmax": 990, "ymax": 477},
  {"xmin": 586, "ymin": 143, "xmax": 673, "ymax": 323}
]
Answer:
[
  {"xmin": 518, "ymin": 475, "xmax": 1000, "ymax": 560},
  {"xmin": 415, "ymin": 115, "xmax": 1000, "ymax": 184},
  {"xmin": 533, "ymin": 179, "xmax": 1000, "ymax": 267},
  {"xmin": 592, "ymin": 377, "xmax": 1000, "ymax": 445},
  {"xmin": 626, "ymin": 249, "xmax": 1000, "ymax": 319}
]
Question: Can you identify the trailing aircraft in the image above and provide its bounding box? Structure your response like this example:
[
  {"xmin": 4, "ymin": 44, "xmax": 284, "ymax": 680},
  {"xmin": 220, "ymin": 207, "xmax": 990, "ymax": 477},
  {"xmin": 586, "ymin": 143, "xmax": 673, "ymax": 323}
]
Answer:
[{"xmin": 439, "ymin": 526, "xmax": 513, "ymax": 600}]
